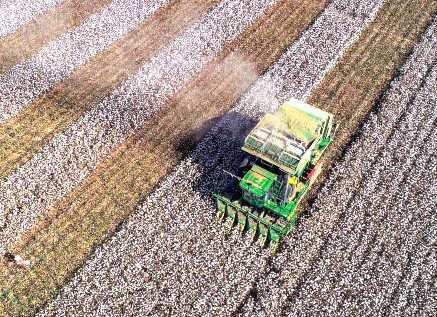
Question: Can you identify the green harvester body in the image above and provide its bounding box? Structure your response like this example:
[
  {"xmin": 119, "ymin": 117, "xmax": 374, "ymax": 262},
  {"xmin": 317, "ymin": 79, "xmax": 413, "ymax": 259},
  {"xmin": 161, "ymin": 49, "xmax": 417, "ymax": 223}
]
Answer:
[{"xmin": 213, "ymin": 98, "xmax": 338, "ymax": 252}]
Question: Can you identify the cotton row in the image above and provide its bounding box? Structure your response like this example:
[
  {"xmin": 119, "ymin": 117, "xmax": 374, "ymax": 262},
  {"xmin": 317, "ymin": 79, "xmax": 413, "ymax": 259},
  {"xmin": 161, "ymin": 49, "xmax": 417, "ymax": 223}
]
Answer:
[
  {"xmin": 37, "ymin": 0, "xmax": 387, "ymax": 315},
  {"xmin": 286, "ymin": 66, "xmax": 436, "ymax": 317},
  {"xmin": 246, "ymin": 20, "xmax": 437, "ymax": 316},
  {"xmin": 0, "ymin": 0, "xmax": 171, "ymax": 123},
  {"xmin": 0, "ymin": 0, "xmax": 62, "ymax": 39},
  {"xmin": 0, "ymin": 0, "xmax": 277, "ymax": 254}
]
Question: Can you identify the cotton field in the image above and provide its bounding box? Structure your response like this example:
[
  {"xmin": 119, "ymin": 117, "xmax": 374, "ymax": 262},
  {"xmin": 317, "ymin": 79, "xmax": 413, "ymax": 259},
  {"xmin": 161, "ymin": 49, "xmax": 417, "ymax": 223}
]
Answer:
[{"xmin": 0, "ymin": 0, "xmax": 436, "ymax": 316}]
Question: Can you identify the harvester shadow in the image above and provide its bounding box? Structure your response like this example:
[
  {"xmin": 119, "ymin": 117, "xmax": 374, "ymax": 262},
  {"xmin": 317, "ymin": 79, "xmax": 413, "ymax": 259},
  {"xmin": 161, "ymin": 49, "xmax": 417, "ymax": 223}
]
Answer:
[
  {"xmin": 179, "ymin": 111, "xmax": 265, "ymax": 244},
  {"xmin": 178, "ymin": 111, "xmax": 258, "ymax": 192}
]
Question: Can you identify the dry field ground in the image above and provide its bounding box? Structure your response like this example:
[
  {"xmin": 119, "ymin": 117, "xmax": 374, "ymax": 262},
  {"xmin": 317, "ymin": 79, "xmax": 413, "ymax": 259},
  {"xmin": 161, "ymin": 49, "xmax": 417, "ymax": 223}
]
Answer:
[{"xmin": 0, "ymin": 0, "xmax": 436, "ymax": 316}]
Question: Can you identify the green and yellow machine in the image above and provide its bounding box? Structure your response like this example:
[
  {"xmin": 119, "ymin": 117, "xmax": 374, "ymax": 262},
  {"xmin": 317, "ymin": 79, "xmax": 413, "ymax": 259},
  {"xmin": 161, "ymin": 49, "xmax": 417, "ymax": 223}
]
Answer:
[{"xmin": 213, "ymin": 98, "xmax": 338, "ymax": 253}]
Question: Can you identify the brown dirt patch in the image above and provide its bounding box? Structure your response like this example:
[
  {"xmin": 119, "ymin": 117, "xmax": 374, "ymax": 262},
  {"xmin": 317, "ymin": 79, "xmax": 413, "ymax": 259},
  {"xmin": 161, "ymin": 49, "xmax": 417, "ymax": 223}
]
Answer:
[
  {"xmin": 0, "ymin": 0, "xmax": 220, "ymax": 181},
  {"xmin": 0, "ymin": 0, "xmax": 112, "ymax": 74}
]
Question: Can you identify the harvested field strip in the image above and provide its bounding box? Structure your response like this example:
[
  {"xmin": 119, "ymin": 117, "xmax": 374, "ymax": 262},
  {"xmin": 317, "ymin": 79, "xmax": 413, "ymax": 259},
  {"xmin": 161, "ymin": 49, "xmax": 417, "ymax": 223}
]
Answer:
[
  {"xmin": 0, "ymin": 0, "xmax": 62, "ymax": 39},
  {"xmin": 0, "ymin": 0, "xmax": 113, "ymax": 74},
  {"xmin": 0, "ymin": 0, "xmax": 220, "ymax": 181},
  {"xmin": 34, "ymin": 1, "xmax": 388, "ymax": 315},
  {"xmin": 0, "ymin": 0, "xmax": 277, "ymax": 255},
  {"xmin": 1, "ymin": 1, "xmax": 332, "ymax": 315},
  {"xmin": 307, "ymin": 0, "xmax": 437, "ymax": 173},
  {"xmin": 0, "ymin": 0, "xmax": 171, "ymax": 124},
  {"xmin": 246, "ymin": 17, "xmax": 437, "ymax": 316}
]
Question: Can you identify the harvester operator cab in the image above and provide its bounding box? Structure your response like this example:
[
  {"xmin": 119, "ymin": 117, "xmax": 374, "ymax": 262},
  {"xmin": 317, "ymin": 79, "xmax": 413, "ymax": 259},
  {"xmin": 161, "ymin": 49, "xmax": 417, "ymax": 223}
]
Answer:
[
  {"xmin": 225, "ymin": 98, "xmax": 338, "ymax": 208},
  {"xmin": 239, "ymin": 162, "xmax": 275, "ymax": 208}
]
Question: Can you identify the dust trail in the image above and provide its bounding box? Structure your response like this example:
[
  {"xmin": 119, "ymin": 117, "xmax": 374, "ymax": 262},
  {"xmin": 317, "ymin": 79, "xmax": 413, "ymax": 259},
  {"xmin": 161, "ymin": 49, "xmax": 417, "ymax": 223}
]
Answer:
[
  {"xmin": 0, "ymin": 0, "xmax": 171, "ymax": 123},
  {"xmin": 36, "ymin": 1, "xmax": 386, "ymax": 316},
  {"xmin": 0, "ymin": 0, "xmax": 277, "ymax": 256},
  {"xmin": 0, "ymin": 0, "xmax": 62, "ymax": 39}
]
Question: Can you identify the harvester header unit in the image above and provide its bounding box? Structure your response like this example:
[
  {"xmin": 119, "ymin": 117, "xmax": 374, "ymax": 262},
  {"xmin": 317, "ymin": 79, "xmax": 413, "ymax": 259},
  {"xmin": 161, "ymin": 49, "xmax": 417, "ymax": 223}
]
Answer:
[{"xmin": 213, "ymin": 98, "xmax": 338, "ymax": 253}]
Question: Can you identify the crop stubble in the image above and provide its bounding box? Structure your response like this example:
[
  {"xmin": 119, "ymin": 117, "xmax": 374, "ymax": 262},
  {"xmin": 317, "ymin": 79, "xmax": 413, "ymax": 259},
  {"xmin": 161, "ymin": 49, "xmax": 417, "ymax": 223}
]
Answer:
[
  {"xmin": 0, "ymin": 0, "xmax": 330, "ymax": 316},
  {"xmin": 0, "ymin": 0, "xmax": 113, "ymax": 74},
  {"xmin": 0, "ymin": 0, "xmax": 201, "ymax": 181}
]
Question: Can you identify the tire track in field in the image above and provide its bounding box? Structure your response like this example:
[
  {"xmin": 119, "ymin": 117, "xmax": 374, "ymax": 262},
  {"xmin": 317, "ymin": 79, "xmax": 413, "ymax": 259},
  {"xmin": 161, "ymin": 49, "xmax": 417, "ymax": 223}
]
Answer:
[
  {"xmin": 0, "ymin": 0, "xmax": 171, "ymax": 123},
  {"xmin": 35, "ymin": 1, "xmax": 386, "ymax": 316},
  {"xmin": 0, "ymin": 0, "xmax": 63, "ymax": 39},
  {"xmin": 0, "ymin": 0, "xmax": 113, "ymax": 74}
]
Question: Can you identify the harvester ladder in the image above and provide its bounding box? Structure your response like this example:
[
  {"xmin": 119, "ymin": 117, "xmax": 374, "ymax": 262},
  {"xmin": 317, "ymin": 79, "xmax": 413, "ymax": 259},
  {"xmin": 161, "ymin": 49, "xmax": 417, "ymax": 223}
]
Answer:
[{"xmin": 271, "ymin": 179, "xmax": 282, "ymax": 200}]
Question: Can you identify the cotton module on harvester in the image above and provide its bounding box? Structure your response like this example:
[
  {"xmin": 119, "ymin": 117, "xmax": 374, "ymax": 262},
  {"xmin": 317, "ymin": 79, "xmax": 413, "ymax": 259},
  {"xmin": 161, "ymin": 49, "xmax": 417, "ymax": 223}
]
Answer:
[{"xmin": 213, "ymin": 98, "xmax": 338, "ymax": 253}]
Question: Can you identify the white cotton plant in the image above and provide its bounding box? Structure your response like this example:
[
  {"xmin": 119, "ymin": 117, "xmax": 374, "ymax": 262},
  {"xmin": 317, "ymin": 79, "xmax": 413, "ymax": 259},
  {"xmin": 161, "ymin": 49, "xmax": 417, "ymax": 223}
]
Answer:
[
  {"xmin": 0, "ymin": 0, "xmax": 278, "ymax": 260},
  {"xmin": 37, "ymin": 0, "xmax": 388, "ymax": 316},
  {"xmin": 0, "ymin": 0, "xmax": 171, "ymax": 124},
  {"xmin": 250, "ymin": 20, "xmax": 437, "ymax": 316}
]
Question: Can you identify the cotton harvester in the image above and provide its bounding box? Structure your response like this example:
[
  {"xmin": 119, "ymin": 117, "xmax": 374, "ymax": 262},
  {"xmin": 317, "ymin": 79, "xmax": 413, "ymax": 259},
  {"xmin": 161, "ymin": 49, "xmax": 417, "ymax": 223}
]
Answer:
[{"xmin": 213, "ymin": 98, "xmax": 338, "ymax": 253}]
